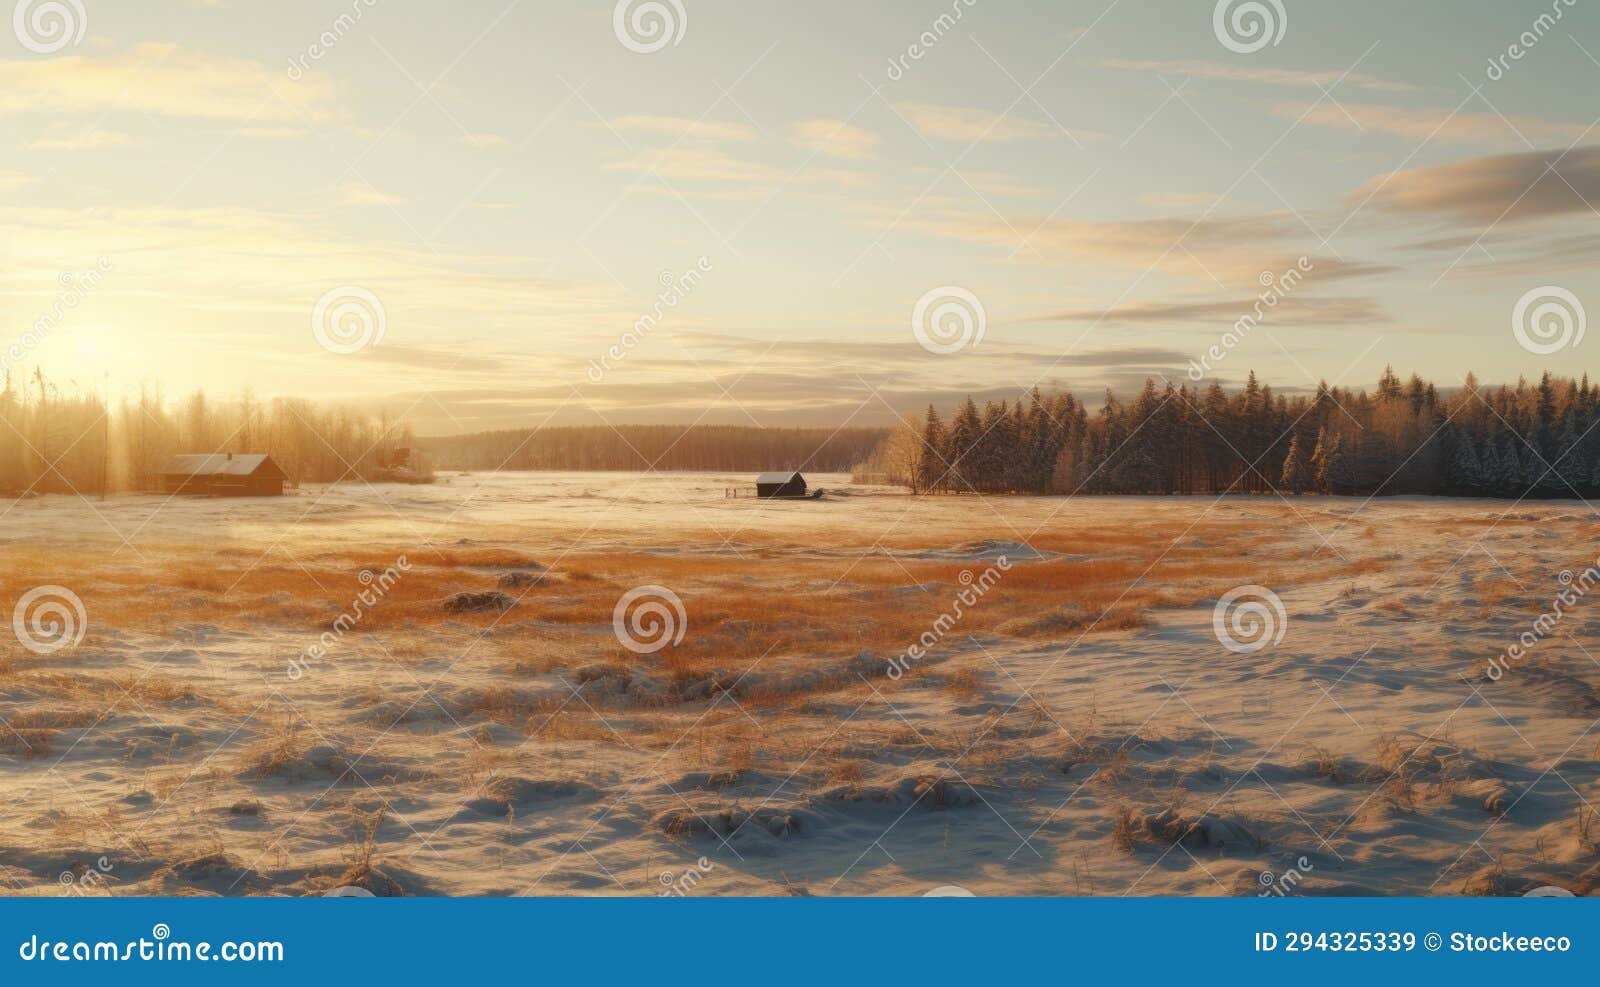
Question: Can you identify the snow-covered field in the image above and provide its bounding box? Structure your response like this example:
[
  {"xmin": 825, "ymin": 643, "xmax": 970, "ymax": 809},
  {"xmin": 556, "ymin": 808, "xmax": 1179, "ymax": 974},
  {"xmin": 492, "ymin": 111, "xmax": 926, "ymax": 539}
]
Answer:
[{"xmin": 3, "ymin": 472, "xmax": 1599, "ymax": 896}]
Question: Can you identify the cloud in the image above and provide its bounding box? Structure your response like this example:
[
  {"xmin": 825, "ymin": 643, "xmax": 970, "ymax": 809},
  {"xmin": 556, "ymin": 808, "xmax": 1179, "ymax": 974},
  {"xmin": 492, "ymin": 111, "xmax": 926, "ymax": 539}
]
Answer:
[
  {"xmin": 0, "ymin": 171, "xmax": 33, "ymax": 190},
  {"xmin": 351, "ymin": 344, "xmax": 506, "ymax": 374},
  {"xmin": 893, "ymin": 101, "xmax": 1069, "ymax": 142},
  {"xmin": 912, "ymin": 210, "xmax": 1297, "ymax": 260},
  {"xmin": 339, "ymin": 183, "xmax": 409, "ymax": 206},
  {"xmin": 236, "ymin": 126, "xmax": 306, "ymax": 141},
  {"xmin": 1278, "ymin": 101, "xmax": 1591, "ymax": 142},
  {"xmin": 23, "ymin": 128, "xmax": 137, "ymax": 150},
  {"xmin": 1028, "ymin": 295, "xmax": 1389, "ymax": 328},
  {"xmin": 904, "ymin": 209, "xmax": 1389, "ymax": 287},
  {"xmin": 604, "ymin": 146, "xmax": 870, "ymax": 198},
  {"xmin": 0, "ymin": 203, "xmax": 628, "ymax": 359},
  {"xmin": 786, "ymin": 119, "xmax": 879, "ymax": 160},
  {"xmin": 0, "ymin": 43, "xmax": 336, "ymax": 121},
  {"xmin": 460, "ymin": 132, "xmax": 509, "ymax": 147},
  {"xmin": 606, "ymin": 145, "xmax": 789, "ymax": 188},
  {"xmin": 670, "ymin": 330, "xmax": 1192, "ymax": 369},
  {"xmin": 1352, "ymin": 145, "xmax": 1600, "ymax": 224},
  {"xmin": 1101, "ymin": 58, "xmax": 1419, "ymax": 93},
  {"xmin": 606, "ymin": 116, "xmax": 758, "ymax": 141}
]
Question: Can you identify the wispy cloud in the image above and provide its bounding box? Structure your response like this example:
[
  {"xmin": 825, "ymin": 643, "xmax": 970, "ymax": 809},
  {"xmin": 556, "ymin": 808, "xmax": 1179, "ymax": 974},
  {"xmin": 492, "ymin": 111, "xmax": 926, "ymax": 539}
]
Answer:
[
  {"xmin": 606, "ymin": 115, "xmax": 758, "ymax": 141},
  {"xmin": 1280, "ymin": 101, "xmax": 1590, "ymax": 143},
  {"xmin": 339, "ymin": 182, "xmax": 410, "ymax": 206},
  {"xmin": 1101, "ymin": 58, "xmax": 1419, "ymax": 93},
  {"xmin": 1029, "ymin": 295, "xmax": 1389, "ymax": 328},
  {"xmin": 786, "ymin": 119, "xmax": 880, "ymax": 160},
  {"xmin": 23, "ymin": 128, "xmax": 137, "ymax": 150},
  {"xmin": 0, "ymin": 43, "xmax": 336, "ymax": 121},
  {"xmin": 904, "ymin": 208, "xmax": 1385, "ymax": 287},
  {"xmin": 1353, "ymin": 145, "xmax": 1600, "ymax": 224},
  {"xmin": 604, "ymin": 145, "xmax": 870, "ymax": 198},
  {"xmin": 894, "ymin": 101, "xmax": 1076, "ymax": 142},
  {"xmin": 235, "ymin": 126, "xmax": 306, "ymax": 141}
]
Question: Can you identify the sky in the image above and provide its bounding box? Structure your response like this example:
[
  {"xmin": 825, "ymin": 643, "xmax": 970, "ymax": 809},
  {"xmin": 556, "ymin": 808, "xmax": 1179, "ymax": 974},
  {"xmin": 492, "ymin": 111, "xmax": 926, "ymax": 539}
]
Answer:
[{"xmin": 3, "ymin": 0, "xmax": 1599, "ymax": 434}]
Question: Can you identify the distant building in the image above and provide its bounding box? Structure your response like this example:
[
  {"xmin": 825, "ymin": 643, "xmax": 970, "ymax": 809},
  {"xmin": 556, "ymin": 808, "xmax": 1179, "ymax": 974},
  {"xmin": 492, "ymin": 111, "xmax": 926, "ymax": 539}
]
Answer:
[
  {"xmin": 159, "ymin": 453, "xmax": 286, "ymax": 497},
  {"xmin": 755, "ymin": 471, "xmax": 807, "ymax": 499}
]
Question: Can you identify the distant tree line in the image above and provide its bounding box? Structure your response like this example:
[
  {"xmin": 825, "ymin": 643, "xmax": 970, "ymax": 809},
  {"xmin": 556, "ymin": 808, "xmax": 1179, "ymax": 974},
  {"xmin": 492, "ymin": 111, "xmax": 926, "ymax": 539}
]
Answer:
[
  {"xmin": 859, "ymin": 369, "xmax": 1600, "ymax": 498},
  {"xmin": 417, "ymin": 425, "xmax": 887, "ymax": 474},
  {"xmin": 0, "ymin": 370, "xmax": 420, "ymax": 494}
]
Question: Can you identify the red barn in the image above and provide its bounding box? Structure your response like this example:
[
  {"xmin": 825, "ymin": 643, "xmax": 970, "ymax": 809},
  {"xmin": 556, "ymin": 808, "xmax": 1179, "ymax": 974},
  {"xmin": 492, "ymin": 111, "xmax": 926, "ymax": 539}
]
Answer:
[{"xmin": 159, "ymin": 453, "xmax": 286, "ymax": 497}]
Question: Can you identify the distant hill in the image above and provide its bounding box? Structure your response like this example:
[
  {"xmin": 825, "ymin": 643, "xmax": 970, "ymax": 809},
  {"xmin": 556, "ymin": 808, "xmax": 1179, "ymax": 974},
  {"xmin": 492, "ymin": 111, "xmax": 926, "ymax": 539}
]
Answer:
[{"xmin": 413, "ymin": 424, "xmax": 888, "ymax": 473}]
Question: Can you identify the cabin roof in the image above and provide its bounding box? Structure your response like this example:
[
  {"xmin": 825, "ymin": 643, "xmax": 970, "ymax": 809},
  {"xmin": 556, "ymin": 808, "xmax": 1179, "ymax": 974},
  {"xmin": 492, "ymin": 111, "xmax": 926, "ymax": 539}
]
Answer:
[
  {"xmin": 160, "ymin": 454, "xmax": 282, "ymax": 478},
  {"xmin": 755, "ymin": 471, "xmax": 804, "ymax": 485}
]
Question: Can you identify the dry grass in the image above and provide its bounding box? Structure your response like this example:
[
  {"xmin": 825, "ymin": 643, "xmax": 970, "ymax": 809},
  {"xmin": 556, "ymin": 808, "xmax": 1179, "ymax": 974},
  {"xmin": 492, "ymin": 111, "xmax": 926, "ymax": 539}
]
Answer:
[
  {"xmin": 1577, "ymin": 806, "xmax": 1598, "ymax": 854},
  {"xmin": 939, "ymin": 666, "xmax": 986, "ymax": 700},
  {"xmin": 241, "ymin": 716, "xmax": 306, "ymax": 779},
  {"xmin": 1302, "ymin": 744, "xmax": 1354, "ymax": 785}
]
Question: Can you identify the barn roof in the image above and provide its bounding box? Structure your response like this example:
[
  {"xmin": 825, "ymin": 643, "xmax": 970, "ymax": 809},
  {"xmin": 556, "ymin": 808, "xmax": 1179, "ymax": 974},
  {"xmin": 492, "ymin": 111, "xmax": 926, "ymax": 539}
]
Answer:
[
  {"xmin": 160, "ymin": 454, "xmax": 282, "ymax": 477},
  {"xmin": 756, "ymin": 471, "xmax": 804, "ymax": 484}
]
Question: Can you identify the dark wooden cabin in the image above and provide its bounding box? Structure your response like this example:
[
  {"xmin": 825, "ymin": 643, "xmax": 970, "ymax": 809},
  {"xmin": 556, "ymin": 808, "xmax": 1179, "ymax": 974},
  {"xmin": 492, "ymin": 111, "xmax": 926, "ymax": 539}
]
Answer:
[
  {"xmin": 755, "ymin": 471, "xmax": 807, "ymax": 499},
  {"xmin": 160, "ymin": 453, "xmax": 286, "ymax": 497}
]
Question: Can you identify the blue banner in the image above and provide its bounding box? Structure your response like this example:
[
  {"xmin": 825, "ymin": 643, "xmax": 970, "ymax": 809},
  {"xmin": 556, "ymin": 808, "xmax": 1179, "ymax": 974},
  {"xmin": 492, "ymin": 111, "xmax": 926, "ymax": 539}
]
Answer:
[{"xmin": 1, "ymin": 897, "xmax": 1588, "ymax": 984}]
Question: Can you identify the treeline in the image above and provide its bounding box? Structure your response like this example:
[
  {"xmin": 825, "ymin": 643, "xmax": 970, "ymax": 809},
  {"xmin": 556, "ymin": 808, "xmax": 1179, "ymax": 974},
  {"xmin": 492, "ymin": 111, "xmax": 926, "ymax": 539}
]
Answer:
[
  {"xmin": 416, "ymin": 425, "xmax": 887, "ymax": 473},
  {"xmin": 0, "ymin": 370, "xmax": 421, "ymax": 494},
  {"xmin": 861, "ymin": 369, "xmax": 1600, "ymax": 498}
]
